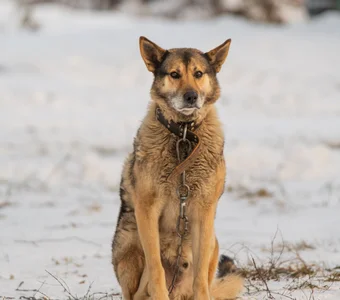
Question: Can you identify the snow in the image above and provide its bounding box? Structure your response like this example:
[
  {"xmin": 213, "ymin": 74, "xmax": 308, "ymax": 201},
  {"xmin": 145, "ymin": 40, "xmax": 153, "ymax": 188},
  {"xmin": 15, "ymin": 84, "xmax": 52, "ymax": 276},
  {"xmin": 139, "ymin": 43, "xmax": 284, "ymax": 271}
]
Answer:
[{"xmin": 1, "ymin": 1, "xmax": 340, "ymax": 299}]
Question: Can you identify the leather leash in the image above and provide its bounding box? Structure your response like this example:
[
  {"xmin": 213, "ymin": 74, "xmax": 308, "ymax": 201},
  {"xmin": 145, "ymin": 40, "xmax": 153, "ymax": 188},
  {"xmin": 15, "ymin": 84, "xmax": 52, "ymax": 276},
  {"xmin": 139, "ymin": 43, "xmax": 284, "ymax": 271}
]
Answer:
[{"xmin": 155, "ymin": 107, "xmax": 202, "ymax": 181}]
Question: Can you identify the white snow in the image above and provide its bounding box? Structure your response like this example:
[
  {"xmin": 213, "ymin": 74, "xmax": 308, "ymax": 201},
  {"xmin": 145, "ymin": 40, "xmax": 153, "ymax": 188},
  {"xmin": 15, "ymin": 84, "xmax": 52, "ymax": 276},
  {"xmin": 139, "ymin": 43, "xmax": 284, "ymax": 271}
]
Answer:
[{"xmin": 0, "ymin": 1, "xmax": 340, "ymax": 299}]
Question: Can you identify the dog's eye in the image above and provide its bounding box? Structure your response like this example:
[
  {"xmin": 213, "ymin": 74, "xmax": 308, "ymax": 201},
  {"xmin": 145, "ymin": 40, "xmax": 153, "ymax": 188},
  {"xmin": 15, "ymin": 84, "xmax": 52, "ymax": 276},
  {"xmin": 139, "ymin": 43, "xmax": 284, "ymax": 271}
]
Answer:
[
  {"xmin": 170, "ymin": 72, "xmax": 180, "ymax": 79},
  {"xmin": 194, "ymin": 71, "xmax": 203, "ymax": 78}
]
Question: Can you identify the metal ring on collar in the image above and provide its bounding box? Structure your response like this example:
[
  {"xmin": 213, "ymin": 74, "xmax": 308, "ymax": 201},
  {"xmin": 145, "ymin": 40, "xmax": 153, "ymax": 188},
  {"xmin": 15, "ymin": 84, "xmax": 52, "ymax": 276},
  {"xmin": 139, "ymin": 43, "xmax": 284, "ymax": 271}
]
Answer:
[
  {"xmin": 182, "ymin": 124, "xmax": 188, "ymax": 141},
  {"xmin": 176, "ymin": 184, "xmax": 190, "ymax": 198}
]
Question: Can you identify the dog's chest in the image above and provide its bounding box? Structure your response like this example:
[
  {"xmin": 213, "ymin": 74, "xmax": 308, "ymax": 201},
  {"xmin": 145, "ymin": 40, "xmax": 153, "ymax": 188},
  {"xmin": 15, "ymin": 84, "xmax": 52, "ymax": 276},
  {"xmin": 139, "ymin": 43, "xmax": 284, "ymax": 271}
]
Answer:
[
  {"xmin": 135, "ymin": 130, "xmax": 224, "ymax": 198},
  {"xmin": 164, "ymin": 143, "xmax": 221, "ymax": 194}
]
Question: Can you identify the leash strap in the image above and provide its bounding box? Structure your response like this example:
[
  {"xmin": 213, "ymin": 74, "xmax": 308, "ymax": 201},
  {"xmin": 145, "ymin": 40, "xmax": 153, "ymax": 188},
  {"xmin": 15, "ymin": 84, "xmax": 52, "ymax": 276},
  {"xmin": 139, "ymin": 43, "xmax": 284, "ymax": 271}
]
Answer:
[
  {"xmin": 155, "ymin": 107, "xmax": 201, "ymax": 180},
  {"xmin": 167, "ymin": 139, "xmax": 201, "ymax": 181}
]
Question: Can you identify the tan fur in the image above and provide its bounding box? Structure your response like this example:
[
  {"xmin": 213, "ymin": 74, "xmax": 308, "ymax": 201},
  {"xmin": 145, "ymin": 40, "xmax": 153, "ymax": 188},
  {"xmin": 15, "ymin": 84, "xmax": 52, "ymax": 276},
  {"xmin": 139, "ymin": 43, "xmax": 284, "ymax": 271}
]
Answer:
[{"xmin": 112, "ymin": 37, "xmax": 243, "ymax": 300}]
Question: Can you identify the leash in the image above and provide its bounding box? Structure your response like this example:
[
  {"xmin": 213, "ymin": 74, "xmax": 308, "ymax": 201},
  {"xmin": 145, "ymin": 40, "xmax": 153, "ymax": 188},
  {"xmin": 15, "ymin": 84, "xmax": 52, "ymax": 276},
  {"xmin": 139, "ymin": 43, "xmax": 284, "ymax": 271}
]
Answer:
[
  {"xmin": 155, "ymin": 108, "xmax": 202, "ymax": 181},
  {"xmin": 168, "ymin": 123, "xmax": 190, "ymax": 295},
  {"xmin": 155, "ymin": 107, "xmax": 201, "ymax": 295}
]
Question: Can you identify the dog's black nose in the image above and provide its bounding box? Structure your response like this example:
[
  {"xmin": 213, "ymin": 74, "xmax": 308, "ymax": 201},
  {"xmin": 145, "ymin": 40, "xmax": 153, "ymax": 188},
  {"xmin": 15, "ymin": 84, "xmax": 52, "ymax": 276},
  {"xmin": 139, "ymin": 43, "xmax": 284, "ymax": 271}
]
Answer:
[{"xmin": 183, "ymin": 91, "xmax": 198, "ymax": 105}]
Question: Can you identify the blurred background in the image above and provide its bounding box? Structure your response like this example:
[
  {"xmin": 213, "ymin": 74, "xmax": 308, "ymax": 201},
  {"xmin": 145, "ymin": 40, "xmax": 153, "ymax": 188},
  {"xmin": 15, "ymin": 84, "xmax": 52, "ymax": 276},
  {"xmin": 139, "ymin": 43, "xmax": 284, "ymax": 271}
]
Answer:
[
  {"xmin": 1, "ymin": 0, "xmax": 340, "ymax": 299},
  {"xmin": 7, "ymin": 0, "xmax": 340, "ymax": 27}
]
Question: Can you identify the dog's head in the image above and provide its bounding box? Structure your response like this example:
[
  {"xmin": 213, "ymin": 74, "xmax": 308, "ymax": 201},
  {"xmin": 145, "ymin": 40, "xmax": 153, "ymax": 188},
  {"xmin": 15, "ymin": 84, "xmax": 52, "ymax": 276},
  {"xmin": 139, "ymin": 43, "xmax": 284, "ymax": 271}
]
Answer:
[{"xmin": 139, "ymin": 36, "xmax": 231, "ymax": 121}]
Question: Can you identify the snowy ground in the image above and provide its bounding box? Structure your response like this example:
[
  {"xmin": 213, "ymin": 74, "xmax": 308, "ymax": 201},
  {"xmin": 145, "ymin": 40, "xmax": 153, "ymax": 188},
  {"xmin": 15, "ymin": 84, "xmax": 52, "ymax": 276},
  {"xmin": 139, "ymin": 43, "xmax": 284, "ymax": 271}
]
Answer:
[{"xmin": 1, "ymin": 1, "xmax": 340, "ymax": 299}]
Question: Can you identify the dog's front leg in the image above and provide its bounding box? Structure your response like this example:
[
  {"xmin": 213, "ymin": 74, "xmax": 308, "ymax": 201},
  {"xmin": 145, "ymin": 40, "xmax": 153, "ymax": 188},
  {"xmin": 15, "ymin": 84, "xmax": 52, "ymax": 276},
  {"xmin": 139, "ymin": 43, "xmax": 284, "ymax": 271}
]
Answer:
[
  {"xmin": 135, "ymin": 197, "xmax": 169, "ymax": 300},
  {"xmin": 191, "ymin": 202, "xmax": 217, "ymax": 300}
]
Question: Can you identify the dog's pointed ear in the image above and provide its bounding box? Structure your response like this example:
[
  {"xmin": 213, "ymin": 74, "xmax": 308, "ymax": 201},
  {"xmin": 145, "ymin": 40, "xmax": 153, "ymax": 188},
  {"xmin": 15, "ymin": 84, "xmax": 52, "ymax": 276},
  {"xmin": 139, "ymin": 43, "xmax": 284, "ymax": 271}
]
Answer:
[
  {"xmin": 139, "ymin": 36, "xmax": 167, "ymax": 73},
  {"xmin": 205, "ymin": 39, "xmax": 231, "ymax": 73}
]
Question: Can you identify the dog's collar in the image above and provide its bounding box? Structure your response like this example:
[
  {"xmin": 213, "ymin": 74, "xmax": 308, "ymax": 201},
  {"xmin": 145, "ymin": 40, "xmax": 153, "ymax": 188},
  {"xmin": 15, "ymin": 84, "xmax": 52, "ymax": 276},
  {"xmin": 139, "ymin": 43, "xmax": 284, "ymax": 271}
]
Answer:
[{"xmin": 155, "ymin": 107, "xmax": 200, "ymax": 143}]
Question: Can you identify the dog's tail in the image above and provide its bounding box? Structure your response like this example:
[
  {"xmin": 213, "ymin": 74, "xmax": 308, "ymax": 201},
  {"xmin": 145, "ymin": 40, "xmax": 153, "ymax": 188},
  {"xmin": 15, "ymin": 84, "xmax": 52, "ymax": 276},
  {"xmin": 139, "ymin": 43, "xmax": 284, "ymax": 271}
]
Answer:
[{"xmin": 211, "ymin": 255, "xmax": 243, "ymax": 300}]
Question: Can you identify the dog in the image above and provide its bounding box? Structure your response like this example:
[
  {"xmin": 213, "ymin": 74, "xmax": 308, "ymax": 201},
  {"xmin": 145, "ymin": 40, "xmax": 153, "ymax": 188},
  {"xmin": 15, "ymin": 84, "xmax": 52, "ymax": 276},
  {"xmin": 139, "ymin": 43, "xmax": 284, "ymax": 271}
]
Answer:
[{"xmin": 112, "ymin": 36, "xmax": 243, "ymax": 300}]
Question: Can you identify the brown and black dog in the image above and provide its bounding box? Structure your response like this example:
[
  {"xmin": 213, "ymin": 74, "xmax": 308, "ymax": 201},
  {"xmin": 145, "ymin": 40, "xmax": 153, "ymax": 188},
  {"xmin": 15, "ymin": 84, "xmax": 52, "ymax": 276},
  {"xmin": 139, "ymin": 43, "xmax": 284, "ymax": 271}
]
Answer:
[{"xmin": 112, "ymin": 36, "xmax": 243, "ymax": 300}]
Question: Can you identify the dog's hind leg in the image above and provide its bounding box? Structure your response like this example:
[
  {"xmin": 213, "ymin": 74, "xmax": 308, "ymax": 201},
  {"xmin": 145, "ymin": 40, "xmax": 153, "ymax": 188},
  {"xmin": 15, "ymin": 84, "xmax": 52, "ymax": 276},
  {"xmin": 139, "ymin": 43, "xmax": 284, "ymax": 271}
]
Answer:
[
  {"xmin": 211, "ymin": 274, "xmax": 243, "ymax": 300},
  {"xmin": 133, "ymin": 266, "xmax": 152, "ymax": 300},
  {"xmin": 114, "ymin": 245, "xmax": 144, "ymax": 300},
  {"xmin": 112, "ymin": 199, "xmax": 144, "ymax": 300}
]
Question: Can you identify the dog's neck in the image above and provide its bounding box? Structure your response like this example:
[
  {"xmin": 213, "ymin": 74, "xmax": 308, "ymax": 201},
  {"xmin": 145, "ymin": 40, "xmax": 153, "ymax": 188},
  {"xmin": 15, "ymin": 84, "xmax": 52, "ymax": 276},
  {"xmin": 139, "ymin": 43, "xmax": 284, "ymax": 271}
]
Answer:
[
  {"xmin": 155, "ymin": 107, "xmax": 200, "ymax": 142},
  {"xmin": 144, "ymin": 102, "xmax": 223, "ymax": 142}
]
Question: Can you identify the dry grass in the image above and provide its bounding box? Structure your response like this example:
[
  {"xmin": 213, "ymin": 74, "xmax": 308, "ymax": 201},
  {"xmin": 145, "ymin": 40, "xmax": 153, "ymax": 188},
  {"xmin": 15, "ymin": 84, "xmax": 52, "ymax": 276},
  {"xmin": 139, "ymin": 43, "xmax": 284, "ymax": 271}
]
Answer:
[
  {"xmin": 325, "ymin": 141, "xmax": 340, "ymax": 149},
  {"xmin": 11, "ymin": 272, "xmax": 122, "ymax": 300},
  {"xmin": 0, "ymin": 201, "xmax": 12, "ymax": 209},
  {"xmin": 241, "ymin": 259, "xmax": 339, "ymax": 300},
  {"xmin": 4, "ymin": 230, "xmax": 339, "ymax": 300},
  {"xmin": 236, "ymin": 231, "xmax": 339, "ymax": 299},
  {"xmin": 227, "ymin": 184, "xmax": 274, "ymax": 199}
]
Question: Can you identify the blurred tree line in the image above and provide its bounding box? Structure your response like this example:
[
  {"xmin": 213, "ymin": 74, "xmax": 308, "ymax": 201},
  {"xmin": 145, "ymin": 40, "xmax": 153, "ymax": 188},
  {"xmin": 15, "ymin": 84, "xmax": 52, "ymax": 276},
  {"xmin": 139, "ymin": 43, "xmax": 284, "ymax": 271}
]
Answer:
[{"xmin": 18, "ymin": 0, "xmax": 310, "ymax": 24}]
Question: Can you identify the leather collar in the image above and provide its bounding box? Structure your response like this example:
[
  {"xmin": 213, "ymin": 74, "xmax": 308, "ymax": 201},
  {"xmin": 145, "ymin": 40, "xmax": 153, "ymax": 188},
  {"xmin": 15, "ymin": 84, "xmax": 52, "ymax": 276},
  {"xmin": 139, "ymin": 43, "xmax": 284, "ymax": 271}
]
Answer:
[{"xmin": 155, "ymin": 107, "xmax": 200, "ymax": 143}]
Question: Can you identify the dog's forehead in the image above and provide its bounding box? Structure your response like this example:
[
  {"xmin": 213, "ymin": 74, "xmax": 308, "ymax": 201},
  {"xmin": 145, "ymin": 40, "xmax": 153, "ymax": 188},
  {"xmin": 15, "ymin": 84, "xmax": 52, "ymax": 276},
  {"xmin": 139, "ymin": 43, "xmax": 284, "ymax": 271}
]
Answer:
[{"xmin": 162, "ymin": 48, "xmax": 210, "ymax": 71}]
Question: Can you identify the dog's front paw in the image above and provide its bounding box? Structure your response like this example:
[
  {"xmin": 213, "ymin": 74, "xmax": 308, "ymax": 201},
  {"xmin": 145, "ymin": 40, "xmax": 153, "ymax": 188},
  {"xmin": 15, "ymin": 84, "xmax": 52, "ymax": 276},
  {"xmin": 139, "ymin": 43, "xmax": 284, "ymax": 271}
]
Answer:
[
  {"xmin": 193, "ymin": 282, "xmax": 211, "ymax": 300},
  {"xmin": 148, "ymin": 280, "xmax": 169, "ymax": 300},
  {"xmin": 150, "ymin": 289, "xmax": 169, "ymax": 300},
  {"xmin": 193, "ymin": 292, "xmax": 211, "ymax": 300}
]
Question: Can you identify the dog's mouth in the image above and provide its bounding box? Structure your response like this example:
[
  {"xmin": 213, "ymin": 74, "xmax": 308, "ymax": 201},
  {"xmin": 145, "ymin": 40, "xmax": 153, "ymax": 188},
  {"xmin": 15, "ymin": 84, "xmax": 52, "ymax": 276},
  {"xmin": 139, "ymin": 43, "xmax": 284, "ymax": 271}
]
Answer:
[
  {"xmin": 170, "ymin": 96, "xmax": 203, "ymax": 116},
  {"xmin": 177, "ymin": 107, "xmax": 199, "ymax": 115},
  {"xmin": 177, "ymin": 103, "xmax": 202, "ymax": 115}
]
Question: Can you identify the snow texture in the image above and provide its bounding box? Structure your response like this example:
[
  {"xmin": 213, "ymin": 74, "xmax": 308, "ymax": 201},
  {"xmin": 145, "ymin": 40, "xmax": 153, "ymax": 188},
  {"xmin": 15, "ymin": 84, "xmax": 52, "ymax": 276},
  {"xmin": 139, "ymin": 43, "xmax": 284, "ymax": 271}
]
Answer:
[{"xmin": 0, "ymin": 1, "xmax": 340, "ymax": 299}]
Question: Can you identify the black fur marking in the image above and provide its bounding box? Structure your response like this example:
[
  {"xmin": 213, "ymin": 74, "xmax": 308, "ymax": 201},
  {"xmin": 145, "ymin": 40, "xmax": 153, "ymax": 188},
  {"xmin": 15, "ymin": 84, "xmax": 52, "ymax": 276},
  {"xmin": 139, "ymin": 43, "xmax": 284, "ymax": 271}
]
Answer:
[
  {"xmin": 155, "ymin": 69, "xmax": 168, "ymax": 78},
  {"xmin": 220, "ymin": 140, "xmax": 225, "ymax": 155},
  {"xmin": 161, "ymin": 50, "xmax": 170, "ymax": 64},
  {"xmin": 202, "ymin": 52, "xmax": 216, "ymax": 74},
  {"xmin": 119, "ymin": 187, "xmax": 126, "ymax": 200},
  {"xmin": 217, "ymin": 255, "xmax": 237, "ymax": 278},
  {"xmin": 183, "ymin": 51, "xmax": 193, "ymax": 67},
  {"xmin": 129, "ymin": 140, "xmax": 137, "ymax": 187},
  {"xmin": 112, "ymin": 197, "xmax": 129, "ymax": 253},
  {"xmin": 155, "ymin": 50, "xmax": 170, "ymax": 77},
  {"xmin": 116, "ymin": 199, "xmax": 129, "ymax": 224},
  {"xmin": 111, "ymin": 236, "xmax": 117, "ymax": 253}
]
